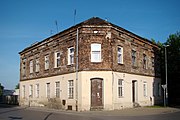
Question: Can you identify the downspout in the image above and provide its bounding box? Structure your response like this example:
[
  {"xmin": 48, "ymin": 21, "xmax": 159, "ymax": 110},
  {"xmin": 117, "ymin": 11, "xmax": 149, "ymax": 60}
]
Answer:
[
  {"xmin": 76, "ymin": 28, "xmax": 79, "ymax": 111},
  {"xmin": 110, "ymin": 31, "xmax": 114, "ymax": 110}
]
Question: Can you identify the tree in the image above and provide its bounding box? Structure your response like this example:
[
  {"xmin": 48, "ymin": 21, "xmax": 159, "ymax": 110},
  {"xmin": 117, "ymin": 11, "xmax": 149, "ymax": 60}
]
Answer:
[
  {"xmin": 15, "ymin": 83, "xmax": 19, "ymax": 89},
  {"xmin": 163, "ymin": 32, "xmax": 180, "ymax": 105},
  {"xmin": 0, "ymin": 83, "xmax": 4, "ymax": 96}
]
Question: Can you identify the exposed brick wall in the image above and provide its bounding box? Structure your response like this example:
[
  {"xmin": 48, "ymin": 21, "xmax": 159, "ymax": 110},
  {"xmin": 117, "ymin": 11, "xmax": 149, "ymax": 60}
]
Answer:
[{"xmin": 19, "ymin": 20, "xmax": 161, "ymax": 81}]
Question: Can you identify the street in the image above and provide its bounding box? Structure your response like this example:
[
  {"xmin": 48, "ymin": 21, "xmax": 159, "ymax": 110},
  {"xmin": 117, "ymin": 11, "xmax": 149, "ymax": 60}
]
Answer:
[{"xmin": 0, "ymin": 105, "xmax": 180, "ymax": 120}]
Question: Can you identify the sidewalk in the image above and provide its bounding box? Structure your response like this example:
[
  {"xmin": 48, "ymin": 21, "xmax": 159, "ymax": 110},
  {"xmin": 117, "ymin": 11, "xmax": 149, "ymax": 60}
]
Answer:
[{"xmin": 26, "ymin": 106, "xmax": 180, "ymax": 117}]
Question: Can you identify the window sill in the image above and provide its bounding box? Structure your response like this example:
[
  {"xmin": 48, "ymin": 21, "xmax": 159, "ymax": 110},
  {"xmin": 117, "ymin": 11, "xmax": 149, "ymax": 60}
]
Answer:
[
  {"xmin": 118, "ymin": 96, "xmax": 124, "ymax": 98},
  {"xmin": 91, "ymin": 62, "xmax": 102, "ymax": 63}
]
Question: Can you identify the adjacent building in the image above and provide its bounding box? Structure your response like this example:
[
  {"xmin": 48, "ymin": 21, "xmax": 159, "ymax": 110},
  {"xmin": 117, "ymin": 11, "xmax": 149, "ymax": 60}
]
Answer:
[{"xmin": 19, "ymin": 17, "xmax": 162, "ymax": 111}]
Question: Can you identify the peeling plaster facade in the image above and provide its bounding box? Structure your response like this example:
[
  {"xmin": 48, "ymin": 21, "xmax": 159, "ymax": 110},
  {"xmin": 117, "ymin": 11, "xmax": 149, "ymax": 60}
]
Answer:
[{"xmin": 19, "ymin": 17, "xmax": 162, "ymax": 111}]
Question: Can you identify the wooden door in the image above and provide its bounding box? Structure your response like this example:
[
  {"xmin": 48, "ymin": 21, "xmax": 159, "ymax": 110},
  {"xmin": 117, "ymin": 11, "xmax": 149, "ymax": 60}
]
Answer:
[{"xmin": 91, "ymin": 78, "xmax": 103, "ymax": 108}]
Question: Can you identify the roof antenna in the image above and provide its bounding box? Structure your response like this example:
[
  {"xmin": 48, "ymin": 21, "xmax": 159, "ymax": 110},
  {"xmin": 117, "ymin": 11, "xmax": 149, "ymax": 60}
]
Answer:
[
  {"xmin": 74, "ymin": 9, "xmax": 76, "ymax": 25},
  {"xmin": 55, "ymin": 20, "xmax": 59, "ymax": 33}
]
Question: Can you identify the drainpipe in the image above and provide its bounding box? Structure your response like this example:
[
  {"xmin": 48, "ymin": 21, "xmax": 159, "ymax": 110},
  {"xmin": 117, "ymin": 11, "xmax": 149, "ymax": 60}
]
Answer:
[{"xmin": 76, "ymin": 28, "xmax": 79, "ymax": 111}]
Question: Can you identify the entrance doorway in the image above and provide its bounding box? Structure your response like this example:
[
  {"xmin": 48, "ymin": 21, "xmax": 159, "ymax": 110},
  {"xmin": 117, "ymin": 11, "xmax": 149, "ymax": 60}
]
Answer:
[
  {"xmin": 91, "ymin": 78, "xmax": 103, "ymax": 109},
  {"xmin": 132, "ymin": 80, "xmax": 137, "ymax": 103}
]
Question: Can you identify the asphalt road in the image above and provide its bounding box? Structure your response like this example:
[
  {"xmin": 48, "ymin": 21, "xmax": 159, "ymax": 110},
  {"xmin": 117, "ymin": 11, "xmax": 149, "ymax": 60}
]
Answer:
[{"xmin": 0, "ymin": 104, "xmax": 180, "ymax": 120}]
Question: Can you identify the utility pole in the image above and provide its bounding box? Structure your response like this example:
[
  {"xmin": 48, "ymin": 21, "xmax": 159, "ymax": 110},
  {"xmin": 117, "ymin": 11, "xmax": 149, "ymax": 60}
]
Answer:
[{"xmin": 165, "ymin": 45, "xmax": 169, "ymax": 106}]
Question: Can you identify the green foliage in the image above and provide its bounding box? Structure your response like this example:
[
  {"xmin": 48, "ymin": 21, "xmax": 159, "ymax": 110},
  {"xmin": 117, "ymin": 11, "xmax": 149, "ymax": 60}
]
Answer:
[
  {"xmin": 15, "ymin": 83, "xmax": 19, "ymax": 89},
  {"xmin": 0, "ymin": 83, "xmax": 4, "ymax": 96},
  {"xmin": 162, "ymin": 31, "xmax": 180, "ymax": 104},
  {"xmin": 151, "ymin": 38, "xmax": 156, "ymax": 44}
]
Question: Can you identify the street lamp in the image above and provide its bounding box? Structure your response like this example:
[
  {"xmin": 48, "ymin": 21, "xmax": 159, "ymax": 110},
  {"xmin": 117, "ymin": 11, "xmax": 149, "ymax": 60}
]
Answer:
[{"xmin": 165, "ymin": 44, "xmax": 169, "ymax": 106}]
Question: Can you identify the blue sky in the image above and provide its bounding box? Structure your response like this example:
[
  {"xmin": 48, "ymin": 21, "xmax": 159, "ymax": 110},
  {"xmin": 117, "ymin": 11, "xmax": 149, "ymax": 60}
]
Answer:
[{"xmin": 0, "ymin": 0, "xmax": 179, "ymax": 89}]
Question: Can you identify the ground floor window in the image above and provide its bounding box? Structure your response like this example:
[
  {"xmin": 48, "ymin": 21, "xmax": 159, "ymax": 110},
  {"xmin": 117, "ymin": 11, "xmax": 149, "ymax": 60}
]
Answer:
[
  {"xmin": 118, "ymin": 79, "xmax": 124, "ymax": 97},
  {"xmin": 143, "ymin": 82, "xmax": 148, "ymax": 97},
  {"xmin": 46, "ymin": 83, "xmax": 50, "ymax": 98},
  {"xmin": 68, "ymin": 80, "xmax": 74, "ymax": 99},
  {"xmin": 35, "ymin": 84, "xmax": 39, "ymax": 98},
  {"xmin": 55, "ymin": 81, "xmax": 60, "ymax": 98},
  {"xmin": 22, "ymin": 85, "xmax": 25, "ymax": 98},
  {"xmin": 29, "ymin": 85, "xmax": 33, "ymax": 98}
]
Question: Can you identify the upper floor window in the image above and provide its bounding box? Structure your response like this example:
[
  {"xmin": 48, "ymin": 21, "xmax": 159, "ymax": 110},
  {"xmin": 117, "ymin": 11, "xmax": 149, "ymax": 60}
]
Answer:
[
  {"xmin": 22, "ymin": 58, "xmax": 26, "ymax": 76},
  {"xmin": 45, "ymin": 55, "xmax": 49, "ymax": 70},
  {"xmin": 117, "ymin": 47, "xmax": 123, "ymax": 64},
  {"xmin": 30, "ymin": 60, "xmax": 33, "ymax": 73},
  {"xmin": 151, "ymin": 57, "xmax": 154, "ymax": 69},
  {"xmin": 132, "ymin": 50, "xmax": 136, "ymax": 66},
  {"xmin": 143, "ymin": 54, "xmax": 147, "ymax": 69},
  {"xmin": 35, "ymin": 58, "xmax": 40, "ymax": 72},
  {"xmin": 54, "ymin": 52, "xmax": 60, "ymax": 68},
  {"xmin": 91, "ymin": 43, "xmax": 101, "ymax": 62},
  {"xmin": 68, "ymin": 47, "xmax": 74, "ymax": 65}
]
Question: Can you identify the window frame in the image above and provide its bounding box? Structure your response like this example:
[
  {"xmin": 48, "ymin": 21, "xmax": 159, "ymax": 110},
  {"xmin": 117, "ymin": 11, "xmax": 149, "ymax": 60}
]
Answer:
[
  {"xmin": 91, "ymin": 43, "xmax": 101, "ymax": 63},
  {"xmin": 35, "ymin": 84, "xmax": 39, "ymax": 98},
  {"xmin": 45, "ymin": 55, "xmax": 49, "ymax": 70},
  {"xmin": 29, "ymin": 60, "xmax": 33, "ymax": 74},
  {"xmin": 55, "ymin": 81, "xmax": 60, "ymax": 98},
  {"xmin": 68, "ymin": 47, "xmax": 75, "ymax": 65},
  {"xmin": 22, "ymin": 58, "xmax": 26, "ymax": 76},
  {"xmin": 46, "ymin": 83, "xmax": 50, "ymax": 98},
  {"xmin": 35, "ymin": 58, "xmax": 40, "ymax": 72},
  {"xmin": 22, "ymin": 85, "xmax": 25, "ymax": 98},
  {"xmin": 117, "ymin": 47, "xmax": 123, "ymax": 64},
  {"xmin": 68, "ymin": 80, "xmax": 74, "ymax": 99},
  {"xmin": 143, "ymin": 54, "xmax": 147, "ymax": 69},
  {"xmin": 29, "ymin": 85, "xmax": 33, "ymax": 98},
  {"xmin": 54, "ymin": 52, "xmax": 61, "ymax": 68},
  {"xmin": 143, "ymin": 82, "xmax": 148, "ymax": 97},
  {"xmin": 118, "ymin": 79, "xmax": 124, "ymax": 98},
  {"xmin": 132, "ymin": 50, "xmax": 136, "ymax": 66}
]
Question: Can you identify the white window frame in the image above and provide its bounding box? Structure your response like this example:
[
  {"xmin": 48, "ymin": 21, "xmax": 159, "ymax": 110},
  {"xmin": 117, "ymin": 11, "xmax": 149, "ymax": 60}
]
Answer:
[
  {"xmin": 54, "ymin": 52, "xmax": 60, "ymax": 68},
  {"xmin": 46, "ymin": 83, "xmax": 50, "ymax": 98},
  {"xmin": 118, "ymin": 79, "xmax": 124, "ymax": 98},
  {"xmin": 29, "ymin": 85, "xmax": 33, "ymax": 98},
  {"xmin": 68, "ymin": 80, "xmax": 74, "ymax": 99},
  {"xmin": 91, "ymin": 43, "xmax": 101, "ymax": 62},
  {"xmin": 30, "ymin": 60, "xmax": 33, "ymax": 73},
  {"xmin": 35, "ymin": 84, "xmax": 39, "ymax": 98},
  {"xmin": 68, "ymin": 47, "xmax": 75, "ymax": 65},
  {"xmin": 143, "ymin": 82, "xmax": 148, "ymax": 97},
  {"xmin": 55, "ymin": 81, "xmax": 60, "ymax": 98},
  {"xmin": 35, "ymin": 58, "xmax": 40, "ymax": 72},
  {"xmin": 45, "ymin": 55, "xmax": 49, "ymax": 70},
  {"xmin": 117, "ymin": 47, "xmax": 123, "ymax": 64}
]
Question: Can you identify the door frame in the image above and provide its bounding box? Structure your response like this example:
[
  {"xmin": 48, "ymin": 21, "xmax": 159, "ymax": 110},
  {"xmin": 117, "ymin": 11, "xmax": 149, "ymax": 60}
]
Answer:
[
  {"xmin": 132, "ymin": 80, "xmax": 138, "ymax": 103},
  {"xmin": 90, "ymin": 78, "xmax": 104, "ymax": 108}
]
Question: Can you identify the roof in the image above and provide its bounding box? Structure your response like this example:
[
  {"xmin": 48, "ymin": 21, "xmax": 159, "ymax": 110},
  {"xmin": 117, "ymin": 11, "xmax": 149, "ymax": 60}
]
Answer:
[{"xmin": 19, "ymin": 17, "xmax": 158, "ymax": 54}]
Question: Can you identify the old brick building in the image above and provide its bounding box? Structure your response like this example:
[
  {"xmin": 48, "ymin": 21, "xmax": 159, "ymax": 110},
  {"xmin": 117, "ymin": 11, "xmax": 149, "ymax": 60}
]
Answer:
[{"xmin": 19, "ymin": 17, "xmax": 162, "ymax": 111}]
